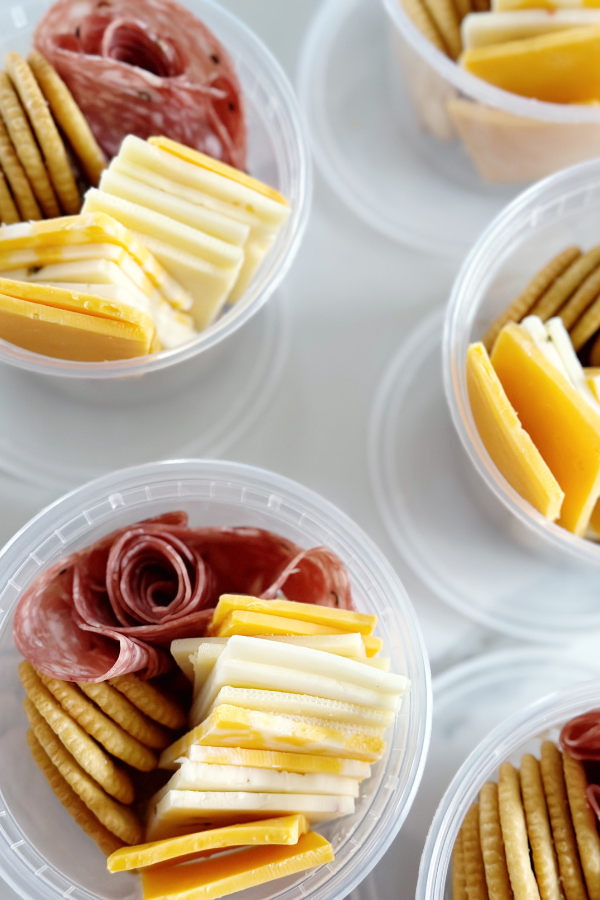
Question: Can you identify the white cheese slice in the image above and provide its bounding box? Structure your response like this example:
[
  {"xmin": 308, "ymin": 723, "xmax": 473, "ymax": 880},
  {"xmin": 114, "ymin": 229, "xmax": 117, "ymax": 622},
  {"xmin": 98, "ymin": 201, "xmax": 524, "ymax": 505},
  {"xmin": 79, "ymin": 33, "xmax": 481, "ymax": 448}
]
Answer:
[
  {"xmin": 129, "ymin": 230, "xmax": 239, "ymax": 331},
  {"xmin": 122, "ymin": 136, "xmax": 290, "ymax": 230},
  {"xmin": 147, "ymin": 790, "xmax": 355, "ymax": 840},
  {"xmin": 82, "ymin": 189, "xmax": 244, "ymax": 270},
  {"xmin": 191, "ymin": 657, "xmax": 400, "ymax": 727},
  {"xmin": 219, "ymin": 636, "xmax": 407, "ymax": 695},
  {"xmin": 461, "ymin": 9, "xmax": 600, "ymax": 48},
  {"xmin": 155, "ymin": 760, "xmax": 359, "ymax": 800},
  {"xmin": 227, "ymin": 236, "xmax": 276, "ymax": 305},
  {"xmin": 99, "ymin": 168, "xmax": 250, "ymax": 247},
  {"xmin": 207, "ymin": 686, "xmax": 396, "ymax": 727},
  {"xmin": 110, "ymin": 153, "xmax": 274, "ymax": 242}
]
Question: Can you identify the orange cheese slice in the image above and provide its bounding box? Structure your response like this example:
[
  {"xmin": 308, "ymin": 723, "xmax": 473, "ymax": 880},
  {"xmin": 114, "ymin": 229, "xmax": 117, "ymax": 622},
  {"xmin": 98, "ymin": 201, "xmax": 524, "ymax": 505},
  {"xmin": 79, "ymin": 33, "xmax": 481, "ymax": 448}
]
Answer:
[
  {"xmin": 148, "ymin": 136, "xmax": 288, "ymax": 207},
  {"xmin": 208, "ymin": 595, "xmax": 376, "ymax": 636},
  {"xmin": 141, "ymin": 831, "xmax": 333, "ymax": 900},
  {"xmin": 467, "ymin": 342, "xmax": 564, "ymax": 520},
  {"xmin": 0, "ymin": 291, "xmax": 153, "ymax": 360},
  {"xmin": 214, "ymin": 611, "xmax": 341, "ymax": 639},
  {"xmin": 491, "ymin": 323, "xmax": 600, "ymax": 534},
  {"xmin": 461, "ymin": 26, "xmax": 600, "ymax": 103},
  {"xmin": 107, "ymin": 814, "xmax": 308, "ymax": 872}
]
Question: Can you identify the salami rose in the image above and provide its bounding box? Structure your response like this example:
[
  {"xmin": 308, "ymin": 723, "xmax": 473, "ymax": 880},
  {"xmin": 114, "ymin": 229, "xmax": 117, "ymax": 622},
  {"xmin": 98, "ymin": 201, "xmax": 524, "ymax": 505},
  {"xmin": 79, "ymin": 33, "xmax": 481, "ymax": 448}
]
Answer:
[
  {"xmin": 13, "ymin": 513, "xmax": 353, "ymax": 682},
  {"xmin": 560, "ymin": 709, "xmax": 600, "ymax": 761},
  {"xmin": 33, "ymin": 0, "xmax": 247, "ymax": 168}
]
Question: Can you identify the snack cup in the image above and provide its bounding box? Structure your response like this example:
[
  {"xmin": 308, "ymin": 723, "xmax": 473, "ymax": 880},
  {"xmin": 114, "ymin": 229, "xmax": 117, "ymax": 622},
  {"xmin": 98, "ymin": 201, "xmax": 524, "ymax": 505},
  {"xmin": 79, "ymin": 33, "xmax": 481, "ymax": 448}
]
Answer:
[
  {"xmin": 417, "ymin": 677, "xmax": 600, "ymax": 900},
  {"xmin": 0, "ymin": 458, "xmax": 430, "ymax": 900},
  {"xmin": 382, "ymin": 0, "xmax": 600, "ymax": 185},
  {"xmin": 0, "ymin": 0, "xmax": 310, "ymax": 405},
  {"xmin": 444, "ymin": 157, "xmax": 600, "ymax": 569}
]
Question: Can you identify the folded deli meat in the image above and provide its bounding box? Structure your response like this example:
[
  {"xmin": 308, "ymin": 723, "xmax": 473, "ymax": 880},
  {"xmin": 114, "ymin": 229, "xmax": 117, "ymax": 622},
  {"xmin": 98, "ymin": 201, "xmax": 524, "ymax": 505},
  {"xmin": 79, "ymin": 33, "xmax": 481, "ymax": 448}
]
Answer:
[
  {"xmin": 33, "ymin": 0, "xmax": 247, "ymax": 167},
  {"xmin": 13, "ymin": 512, "xmax": 353, "ymax": 683}
]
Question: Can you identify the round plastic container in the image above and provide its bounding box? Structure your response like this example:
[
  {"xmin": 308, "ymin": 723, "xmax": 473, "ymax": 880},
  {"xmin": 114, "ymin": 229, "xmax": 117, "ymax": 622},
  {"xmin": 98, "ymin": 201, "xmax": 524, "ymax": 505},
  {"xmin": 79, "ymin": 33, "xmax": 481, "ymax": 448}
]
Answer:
[
  {"xmin": 0, "ymin": 458, "xmax": 431, "ymax": 900},
  {"xmin": 370, "ymin": 308, "xmax": 600, "ymax": 642},
  {"xmin": 445, "ymin": 157, "xmax": 600, "ymax": 571},
  {"xmin": 418, "ymin": 676, "xmax": 600, "ymax": 900},
  {"xmin": 355, "ymin": 647, "xmax": 600, "ymax": 900},
  {"xmin": 382, "ymin": 0, "xmax": 600, "ymax": 188},
  {"xmin": 0, "ymin": 0, "xmax": 311, "ymax": 402}
]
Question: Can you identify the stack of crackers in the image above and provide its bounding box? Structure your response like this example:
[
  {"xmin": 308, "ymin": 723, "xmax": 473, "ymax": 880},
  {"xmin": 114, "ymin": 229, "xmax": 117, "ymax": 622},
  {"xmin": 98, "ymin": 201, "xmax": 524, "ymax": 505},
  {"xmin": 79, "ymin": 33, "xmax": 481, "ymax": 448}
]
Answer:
[
  {"xmin": 401, "ymin": 0, "xmax": 488, "ymax": 61},
  {"xmin": 483, "ymin": 245, "xmax": 600, "ymax": 365},
  {"xmin": 19, "ymin": 661, "xmax": 186, "ymax": 855},
  {"xmin": 453, "ymin": 741, "xmax": 600, "ymax": 900},
  {"xmin": 0, "ymin": 50, "xmax": 105, "ymax": 225}
]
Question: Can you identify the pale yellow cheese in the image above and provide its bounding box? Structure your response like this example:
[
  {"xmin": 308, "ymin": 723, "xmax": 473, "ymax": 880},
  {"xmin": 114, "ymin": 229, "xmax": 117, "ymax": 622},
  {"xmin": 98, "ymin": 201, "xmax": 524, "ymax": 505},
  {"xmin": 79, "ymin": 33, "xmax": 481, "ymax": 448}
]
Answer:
[
  {"xmin": 154, "ymin": 759, "xmax": 360, "ymax": 799},
  {"xmin": 147, "ymin": 790, "xmax": 354, "ymax": 839},
  {"xmin": 214, "ymin": 611, "xmax": 341, "ymax": 638},
  {"xmin": 158, "ymin": 726, "xmax": 374, "ymax": 773},
  {"xmin": 111, "ymin": 152, "xmax": 274, "ymax": 241},
  {"xmin": 149, "ymin": 136, "xmax": 289, "ymax": 209},
  {"xmin": 494, "ymin": 0, "xmax": 600, "ymax": 11},
  {"xmin": 141, "ymin": 831, "xmax": 333, "ymax": 900},
  {"xmin": 99, "ymin": 168, "xmax": 250, "ymax": 247},
  {"xmin": 182, "ymin": 704, "xmax": 386, "ymax": 762},
  {"xmin": 107, "ymin": 814, "xmax": 308, "ymax": 872},
  {"xmin": 0, "ymin": 214, "xmax": 192, "ymax": 311},
  {"xmin": 0, "ymin": 291, "xmax": 153, "ymax": 360},
  {"xmin": 227, "ymin": 236, "xmax": 275, "ymax": 304},
  {"xmin": 207, "ymin": 686, "xmax": 396, "ymax": 727},
  {"xmin": 461, "ymin": 9, "xmax": 600, "ymax": 48},
  {"xmin": 82, "ymin": 189, "xmax": 243, "ymax": 270},
  {"xmin": 130, "ymin": 230, "xmax": 240, "ymax": 332},
  {"xmin": 208, "ymin": 596, "xmax": 376, "ymax": 636}
]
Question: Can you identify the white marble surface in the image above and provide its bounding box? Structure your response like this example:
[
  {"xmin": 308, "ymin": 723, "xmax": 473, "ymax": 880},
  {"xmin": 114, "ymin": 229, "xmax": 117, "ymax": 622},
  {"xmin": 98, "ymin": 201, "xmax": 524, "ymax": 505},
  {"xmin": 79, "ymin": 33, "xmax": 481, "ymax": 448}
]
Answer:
[{"xmin": 0, "ymin": 2, "xmax": 531, "ymax": 897}]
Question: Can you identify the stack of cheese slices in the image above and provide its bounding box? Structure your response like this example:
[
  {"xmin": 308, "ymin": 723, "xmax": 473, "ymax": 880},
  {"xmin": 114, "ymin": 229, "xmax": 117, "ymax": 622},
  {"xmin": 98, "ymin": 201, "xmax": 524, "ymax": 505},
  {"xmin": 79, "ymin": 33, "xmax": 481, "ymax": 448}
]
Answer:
[
  {"xmin": 148, "ymin": 596, "xmax": 408, "ymax": 843},
  {"xmin": 82, "ymin": 136, "xmax": 291, "ymax": 332}
]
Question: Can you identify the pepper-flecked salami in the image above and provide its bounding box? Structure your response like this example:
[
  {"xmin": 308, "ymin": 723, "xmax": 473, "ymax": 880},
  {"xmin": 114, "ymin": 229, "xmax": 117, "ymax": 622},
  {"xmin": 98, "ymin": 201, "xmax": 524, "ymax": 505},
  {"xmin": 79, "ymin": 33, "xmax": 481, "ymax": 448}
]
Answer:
[
  {"xmin": 13, "ymin": 513, "xmax": 353, "ymax": 682},
  {"xmin": 33, "ymin": 0, "xmax": 247, "ymax": 168}
]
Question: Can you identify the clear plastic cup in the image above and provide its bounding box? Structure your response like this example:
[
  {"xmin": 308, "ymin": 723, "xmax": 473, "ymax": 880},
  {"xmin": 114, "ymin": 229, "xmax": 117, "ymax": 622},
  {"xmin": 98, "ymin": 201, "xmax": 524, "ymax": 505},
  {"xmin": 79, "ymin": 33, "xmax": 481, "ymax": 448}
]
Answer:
[
  {"xmin": 417, "ymin": 677, "xmax": 600, "ymax": 900},
  {"xmin": 0, "ymin": 0, "xmax": 311, "ymax": 403},
  {"xmin": 0, "ymin": 458, "xmax": 431, "ymax": 900},
  {"xmin": 381, "ymin": 0, "xmax": 600, "ymax": 186},
  {"xmin": 444, "ymin": 157, "xmax": 600, "ymax": 569}
]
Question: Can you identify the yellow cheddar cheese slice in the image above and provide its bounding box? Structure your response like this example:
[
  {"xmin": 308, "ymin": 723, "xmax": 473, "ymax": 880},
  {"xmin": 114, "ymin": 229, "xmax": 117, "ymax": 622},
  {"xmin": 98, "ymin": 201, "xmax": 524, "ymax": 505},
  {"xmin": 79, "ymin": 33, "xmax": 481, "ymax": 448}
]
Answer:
[
  {"xmin": 362, "ymin": 635, "xmax": 383, "ymax": 657},
  {"xmin": 149, "ymin": 136, "xmax": 289, "ymax": 208},
  {"xmin": 179, "ymin": 704, "xmax": 386, "ymax": 762},
  {"xmin": 461, "ymin": 27, "xmax": 600, "ymax": 103},
  {"xmin": 208, "ymin": 595, "xmax": 376, "ymax": 636},
  {"xmin": 0, "ymin": 291, "xmax": 153, "ymax": 360},
  {"xmin": 159, "ymin": 738, "xmax": 372, "ymax": 778},
  {"xmin": 0, "ymin": 279, "xmax": 153, "ymax": 329},
  {"xmin": 467, "ymin": 342, "xmax": 564, "ymax": 520},
  {"xmin": 491, "ymin": 323, "xmax": 600, "ymax": 534},
  {"xmin": 0, "ymin": 214, "xmax": 191, "ymax": 311},
  {"xmin": 107, "ymin": 814, "xmax": 308, "ymax": 872},
  {"xmin": 494, "ymin": 0, "xmax": 600, "ymax": 11},
  {"xmin": 214, "ymin": 611, "xmax": 341, "ymax": 638},
  {"xmin": 141, "ymin": 831, "xmax": 333, "ymax": 900}
]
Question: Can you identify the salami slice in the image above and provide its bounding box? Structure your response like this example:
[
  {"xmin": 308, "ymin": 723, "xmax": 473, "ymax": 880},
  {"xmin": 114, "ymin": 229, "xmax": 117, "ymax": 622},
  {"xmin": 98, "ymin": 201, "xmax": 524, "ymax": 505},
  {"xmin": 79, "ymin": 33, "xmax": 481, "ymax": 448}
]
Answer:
[
  {"xmin": 561, "ymin": 709, "xmax": 600, "ymax": 761},
  {"xmin": 13, "ymin": 513, "xmax": 354, "ymax": 682},
  {"xmin": 33, "ymin": 0, "xmax": 247, "ymax": 168}
]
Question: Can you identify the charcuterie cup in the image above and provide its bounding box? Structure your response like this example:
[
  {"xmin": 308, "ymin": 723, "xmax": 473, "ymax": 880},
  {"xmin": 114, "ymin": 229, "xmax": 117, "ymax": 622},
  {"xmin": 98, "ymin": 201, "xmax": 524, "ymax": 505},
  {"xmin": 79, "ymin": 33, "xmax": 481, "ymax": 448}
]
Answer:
[
  {"xmin": 0, "ymin": 458, "xmax": 430, "ymax": 900},
  {"xmin": 382, "ymin": 0, "xmax": 600, "ymax": 186},
  {"xmin": 0, "ymin": 0, "xmax": 310, "ymax": 405},
  {"xmin": 444, "ymin": 158, "xmax": 600, "ymax": 571},
  {"xmin": 417, "ymin": 678, "xmax": 600, "ymax": 900}
]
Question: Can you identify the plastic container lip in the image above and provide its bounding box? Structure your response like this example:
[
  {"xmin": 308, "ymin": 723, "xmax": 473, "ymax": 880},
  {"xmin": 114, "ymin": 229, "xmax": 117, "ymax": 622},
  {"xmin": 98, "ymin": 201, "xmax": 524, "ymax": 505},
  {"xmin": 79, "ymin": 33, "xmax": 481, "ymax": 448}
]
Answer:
[
  {"xmin": 0, "ymin": 0, "xmax": 312, "ymax": 380},
  {"xmin": 417, "ymin": 676, "xmax": 600, "ymax": 900},
  {"xmin": 381, "ymin": 0, "xmax": 600, "ymax": 124},
  {"xmin": 0, "ymin": 458, "xmax": 431, "ymax": 900},
  {"xmin": 443, "ymin": 156, "xmax": 600, "ymax": 567}
]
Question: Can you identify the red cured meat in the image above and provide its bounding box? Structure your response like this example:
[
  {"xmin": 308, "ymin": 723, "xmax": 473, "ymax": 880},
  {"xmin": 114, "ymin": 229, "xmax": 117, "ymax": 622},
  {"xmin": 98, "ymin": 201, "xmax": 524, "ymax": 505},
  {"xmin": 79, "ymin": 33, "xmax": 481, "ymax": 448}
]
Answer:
[
  {"xmin": 13, "ymin": 513, "xmax": 353, "ymax": 683},
  {"xmin": 561, "ymin": 709, "xmax": 600, "ymax": 761},
  {"xmin": 33, "ymin": 0, "xmax": 247, "ymax": 168}
]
